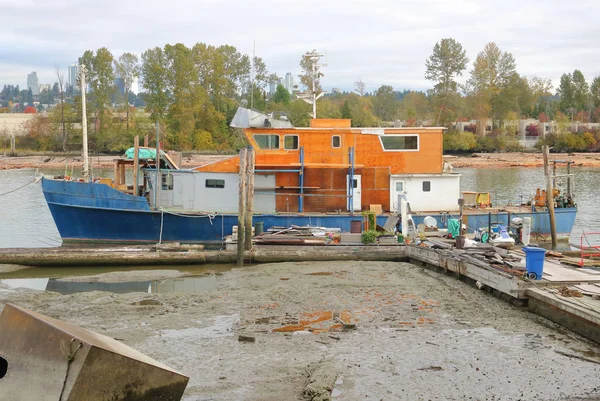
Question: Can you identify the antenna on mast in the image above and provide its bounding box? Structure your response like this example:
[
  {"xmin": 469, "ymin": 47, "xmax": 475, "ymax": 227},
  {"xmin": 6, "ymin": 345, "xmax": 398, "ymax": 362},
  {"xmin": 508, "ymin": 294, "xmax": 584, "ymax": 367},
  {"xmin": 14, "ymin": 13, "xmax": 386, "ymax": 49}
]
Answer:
[
  {"xmin": 250, "ymin": 41, "xmax": 255, "ymax": 110},
  {"xmin": 298, "ymin": 50, "xmax": 326, "ymax": 119}
]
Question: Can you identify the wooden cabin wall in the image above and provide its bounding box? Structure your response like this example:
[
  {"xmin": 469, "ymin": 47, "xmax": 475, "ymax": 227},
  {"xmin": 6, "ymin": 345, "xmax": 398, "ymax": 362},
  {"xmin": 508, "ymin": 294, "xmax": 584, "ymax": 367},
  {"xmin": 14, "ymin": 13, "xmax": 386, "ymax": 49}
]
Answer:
[
  {"xmin": 354, "ymin": 130, "xmax": 443, "ymax": 174},
  {"xmin": 358, "ymin": 167, "xmax": 391, "ymax": 211}
]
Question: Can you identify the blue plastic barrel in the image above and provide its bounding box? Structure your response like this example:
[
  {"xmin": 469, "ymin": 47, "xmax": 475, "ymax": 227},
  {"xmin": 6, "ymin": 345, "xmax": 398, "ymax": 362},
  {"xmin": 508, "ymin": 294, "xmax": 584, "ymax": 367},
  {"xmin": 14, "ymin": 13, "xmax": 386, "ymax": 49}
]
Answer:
[{"xmin": 523, "ymin": 246, "xmax": 546, "ymax": 280}]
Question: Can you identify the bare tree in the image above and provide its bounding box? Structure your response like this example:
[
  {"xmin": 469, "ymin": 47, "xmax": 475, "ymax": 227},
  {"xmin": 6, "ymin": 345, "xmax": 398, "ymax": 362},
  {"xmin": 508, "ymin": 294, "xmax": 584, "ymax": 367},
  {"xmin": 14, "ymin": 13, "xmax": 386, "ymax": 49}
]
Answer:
[
  {"xmin": 55, "ymin": 66, "xmax": 67, "ymax": 151},
  {"xmin": 354, "ymin": 78, "xmax": 366, "ymax": 96}
]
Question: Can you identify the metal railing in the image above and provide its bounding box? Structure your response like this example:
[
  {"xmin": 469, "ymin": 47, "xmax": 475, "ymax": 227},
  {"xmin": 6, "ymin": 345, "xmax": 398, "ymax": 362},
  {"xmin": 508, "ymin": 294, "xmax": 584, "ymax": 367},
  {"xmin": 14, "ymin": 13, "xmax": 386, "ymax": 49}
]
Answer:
[{"xmin": 578, "ymin": 232, "xmax": 600, "ymax": 267}]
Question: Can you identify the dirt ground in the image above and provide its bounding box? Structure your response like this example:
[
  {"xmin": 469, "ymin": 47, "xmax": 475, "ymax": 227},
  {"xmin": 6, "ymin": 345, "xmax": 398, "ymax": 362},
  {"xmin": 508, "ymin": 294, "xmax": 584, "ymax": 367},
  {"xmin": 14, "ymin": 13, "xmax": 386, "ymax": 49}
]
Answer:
[
  {"xmin": 1, "ymin": 261, "xmax": 600, "ymax": 400},
  {"xmin": 2, "ymin": 152, "xmax": 600, "ymax": 171},
  {"xmin": 0, "ymin": 153, "xmax": 232, "ymax": 171}
]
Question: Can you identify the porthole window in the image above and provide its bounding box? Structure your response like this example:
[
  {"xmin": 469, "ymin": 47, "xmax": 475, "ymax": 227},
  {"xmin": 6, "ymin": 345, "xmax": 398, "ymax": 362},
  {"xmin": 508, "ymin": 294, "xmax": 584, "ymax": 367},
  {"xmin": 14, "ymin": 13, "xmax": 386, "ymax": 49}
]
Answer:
[{"xmin": 332, "ymin": 135, "xmax": 341, "ymax": 148}]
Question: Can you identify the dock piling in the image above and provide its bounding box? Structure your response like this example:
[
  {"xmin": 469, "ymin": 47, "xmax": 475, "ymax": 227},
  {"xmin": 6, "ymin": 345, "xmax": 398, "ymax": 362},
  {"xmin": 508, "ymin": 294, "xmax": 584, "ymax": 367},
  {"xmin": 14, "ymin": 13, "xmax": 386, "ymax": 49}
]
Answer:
[
  {"xmin": 543, "ymin": 145, "xmax": 557, "ymax": 250},
  {"xmin": 237, "ymin": 148, "xmax": 248, "ymax": 266},
  {"xmin": 244, "ymin": 148, "xmax": 255, "ymax": 251}
]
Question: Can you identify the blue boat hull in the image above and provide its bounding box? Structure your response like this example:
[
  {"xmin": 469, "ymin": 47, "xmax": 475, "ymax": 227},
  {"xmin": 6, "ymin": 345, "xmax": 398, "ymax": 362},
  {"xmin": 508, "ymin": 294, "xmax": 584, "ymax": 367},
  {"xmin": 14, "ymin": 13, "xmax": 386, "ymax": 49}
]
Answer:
[{"xmin": 42, "ymin": 178, "xmax": 577, "ymax": 245}]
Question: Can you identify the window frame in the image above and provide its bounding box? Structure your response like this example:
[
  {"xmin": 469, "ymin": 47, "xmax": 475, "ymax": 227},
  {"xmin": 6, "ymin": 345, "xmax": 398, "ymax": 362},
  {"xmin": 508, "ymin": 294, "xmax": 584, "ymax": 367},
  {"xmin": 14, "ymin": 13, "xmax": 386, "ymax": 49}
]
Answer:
[
  {"xmin": 161, "ymin": 173, "xmax": 173, "ymax": 190},
  {"xmin": 332, "ymin": 135, "xmax": 341, "ymax": 148},
  {"xmin": 205, "ymin": 179, "xmax": 225, "ymax": 189},
  {"xmin": 283, "ymin": 134, "xmax": 299, "ymax": 150},
  {"xmin": 378, "ymin": 134, "xmax": 419, "ymax": 152},
  {"xmin": 253, "ymin": 134, "xmax": 280, "ymax": 150}
]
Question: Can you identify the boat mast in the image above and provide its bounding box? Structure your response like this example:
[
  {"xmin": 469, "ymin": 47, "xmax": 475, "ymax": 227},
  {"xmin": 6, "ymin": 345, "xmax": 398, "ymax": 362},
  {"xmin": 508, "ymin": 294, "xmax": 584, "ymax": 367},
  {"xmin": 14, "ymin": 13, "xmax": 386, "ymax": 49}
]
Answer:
[
  {"xmin": 154, "ymin": 122, "xmax": 160, "ymax": 209},
  {"xmin": 300, "ymin": 51, "xmax": 326, "ymax": 119},
  {"xmin": 80, "ymin": 65, "xmax": 89, "ymax": 182}
]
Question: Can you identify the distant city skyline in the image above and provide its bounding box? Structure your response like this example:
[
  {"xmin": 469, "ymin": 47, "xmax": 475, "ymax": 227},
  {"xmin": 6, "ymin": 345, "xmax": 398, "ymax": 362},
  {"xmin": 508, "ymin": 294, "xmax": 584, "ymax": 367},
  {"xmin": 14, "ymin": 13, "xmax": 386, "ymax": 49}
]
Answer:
[{"xmin": 2, "ymin": 0, "xmax": 599, "ymax": 94}]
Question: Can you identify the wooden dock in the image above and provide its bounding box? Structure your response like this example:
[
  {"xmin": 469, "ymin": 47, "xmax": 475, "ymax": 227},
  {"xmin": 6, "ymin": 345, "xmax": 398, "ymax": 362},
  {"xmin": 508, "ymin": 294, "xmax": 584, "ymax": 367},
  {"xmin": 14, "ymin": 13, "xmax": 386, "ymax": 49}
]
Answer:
[
  {"xmin": 0, "ymin": 244, "xmax": 407, "ymax": 267},
  {"xmin": 405, "ymin": 242, "xmax": 600, "ymax": 344},
  {"xmin": 1, "ymin": 241, "xmax": 600, "ymax": 344}
]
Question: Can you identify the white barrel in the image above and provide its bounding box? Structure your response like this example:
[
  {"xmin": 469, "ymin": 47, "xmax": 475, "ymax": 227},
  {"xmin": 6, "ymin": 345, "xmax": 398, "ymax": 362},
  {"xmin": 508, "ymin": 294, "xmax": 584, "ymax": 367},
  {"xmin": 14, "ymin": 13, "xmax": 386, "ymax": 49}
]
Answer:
[{"xmin": 522, "ymin": 217, "xmax": 531, "ymax": 246}]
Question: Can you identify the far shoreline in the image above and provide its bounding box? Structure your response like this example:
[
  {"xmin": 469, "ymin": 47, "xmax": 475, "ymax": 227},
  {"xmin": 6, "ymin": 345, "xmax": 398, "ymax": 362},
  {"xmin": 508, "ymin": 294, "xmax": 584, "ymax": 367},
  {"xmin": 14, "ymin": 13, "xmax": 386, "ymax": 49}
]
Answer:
[{"xmin": 1, "ymin": 152, "xmax": 600, "ymax": 171}]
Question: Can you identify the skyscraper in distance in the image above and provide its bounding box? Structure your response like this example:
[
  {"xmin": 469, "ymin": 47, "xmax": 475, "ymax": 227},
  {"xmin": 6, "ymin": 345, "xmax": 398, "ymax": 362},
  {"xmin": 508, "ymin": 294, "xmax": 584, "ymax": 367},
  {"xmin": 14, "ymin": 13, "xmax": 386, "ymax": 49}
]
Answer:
[
  {"xmin": 27, "ymin": 72, "xmax": 39, "ymax": 96},
  {"xmin": 285, "ymin": 72, "xmax": 293, "ymax": 94},
  {"xmin": 68, "ymin": 64, "xmax": 78, "ymax": 89}
]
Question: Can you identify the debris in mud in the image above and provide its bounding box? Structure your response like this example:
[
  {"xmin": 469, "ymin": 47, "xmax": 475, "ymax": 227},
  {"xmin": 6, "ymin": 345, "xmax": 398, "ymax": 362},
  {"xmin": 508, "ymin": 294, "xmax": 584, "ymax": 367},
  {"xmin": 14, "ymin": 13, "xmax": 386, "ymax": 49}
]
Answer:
[
  {"xmin": 417, "ymin": 366, "xmax": 444, "ymax": 371},
  {"xmin": 132, "ymin": 299, "xmax": 163, "ymax": 306},
  {"xmin": 557, "ymin": 286, "xmax": 583, "ymax": 298},
  {"xmin": 304, "ymin": 361, "xmax": 338, "ymax": 401},
  {"xmin": 238, "ymin": 335, "xmax": 256, "ymax": 343}
]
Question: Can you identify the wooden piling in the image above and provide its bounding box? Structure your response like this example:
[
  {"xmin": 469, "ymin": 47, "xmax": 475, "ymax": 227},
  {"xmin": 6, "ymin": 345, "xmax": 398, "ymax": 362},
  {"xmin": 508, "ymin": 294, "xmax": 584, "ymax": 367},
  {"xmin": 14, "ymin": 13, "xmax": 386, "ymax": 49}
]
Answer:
[
  {"xmin": 133, "ymin": 136, "xmax": 139, "ymax": 196},
  {"xmin": 543, "ymin": 145, "xmax": 557, "ymax": 250},
  {"xmin": 113, "ymin": 160, "xmax": 119, "ymax": 187},
  {"xmin": 144, "ymin": 134, "xmax": 149, "ymax": 147},
  {"xmin": 237, "ymin": 148, "xmax": 248, "ymax": 266},
  {"xmin": 244, "ymin": 148, "xmax": 255, "ymax": 251}
]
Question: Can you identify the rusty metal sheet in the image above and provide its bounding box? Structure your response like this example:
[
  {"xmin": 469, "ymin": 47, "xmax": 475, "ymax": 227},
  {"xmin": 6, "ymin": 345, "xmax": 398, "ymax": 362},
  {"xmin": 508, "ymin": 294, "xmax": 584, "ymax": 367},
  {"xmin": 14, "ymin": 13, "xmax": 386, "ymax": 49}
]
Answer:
[{"xmin": 0, "ymin": 303, "xmax": 188, "ymax": 401}]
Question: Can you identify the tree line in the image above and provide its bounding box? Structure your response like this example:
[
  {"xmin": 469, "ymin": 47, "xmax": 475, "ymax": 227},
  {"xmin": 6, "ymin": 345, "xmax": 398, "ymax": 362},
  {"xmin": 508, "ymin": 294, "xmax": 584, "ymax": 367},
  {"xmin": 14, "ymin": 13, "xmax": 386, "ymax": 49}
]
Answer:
[{"xmin": 4, "ymin": 39, "xmax": 600, "ymax": 153}]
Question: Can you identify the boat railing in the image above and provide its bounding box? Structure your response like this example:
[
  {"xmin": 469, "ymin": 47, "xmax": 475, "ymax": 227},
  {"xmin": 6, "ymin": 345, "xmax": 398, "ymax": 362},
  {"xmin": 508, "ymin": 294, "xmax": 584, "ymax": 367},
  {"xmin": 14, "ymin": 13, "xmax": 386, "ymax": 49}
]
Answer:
[{"xmin": 578, "ymin": 232, "xmax": 600, "ymax": 267}]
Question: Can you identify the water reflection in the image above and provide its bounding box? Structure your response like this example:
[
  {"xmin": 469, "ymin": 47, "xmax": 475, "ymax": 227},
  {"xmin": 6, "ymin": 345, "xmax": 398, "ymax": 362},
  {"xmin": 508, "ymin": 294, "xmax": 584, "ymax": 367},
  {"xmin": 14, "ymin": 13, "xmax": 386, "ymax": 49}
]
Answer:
[{"xmin": 0, "ymin": 273, "xmax": 224, "ymax": 294}]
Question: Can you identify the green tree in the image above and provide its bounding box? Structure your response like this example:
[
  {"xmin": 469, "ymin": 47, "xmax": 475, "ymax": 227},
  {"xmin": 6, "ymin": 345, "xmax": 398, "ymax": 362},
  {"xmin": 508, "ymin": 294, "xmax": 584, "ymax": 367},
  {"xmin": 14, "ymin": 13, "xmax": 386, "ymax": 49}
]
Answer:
[
  {"xmin": 557, "ymin": 73, "xmax": 575, "ymax": 117},
  {"xmin": 141, "ymin": 47, "xmax": 169, "ymax": 122},
  {"xmin": 371, "ymin": 85, "xmax": 397, "ymax": 121},
  {"xmin": 469, "ymin": 42, "xmax": 517, "ymax": 127},
  {"xmin": 572, "ymin": 69, "xmax": 589, "ymax": 113},
  {"xmin": 272, "ymin": 84, "xmax": 291, "ymax": 105},
  {"xmin": 340, "ymin": 101, "xmax": 352, "ymax": 119},
  {"xmin": 425, "ymin": 38, "xmax": 468, "ymax": 124},
  {"xmin": 591, "ymin": 76, "xmax": 600, "ymax": 118},
  {"xmin": 114, "ymin": 52, "xmax": 140, "ymax": 132}
]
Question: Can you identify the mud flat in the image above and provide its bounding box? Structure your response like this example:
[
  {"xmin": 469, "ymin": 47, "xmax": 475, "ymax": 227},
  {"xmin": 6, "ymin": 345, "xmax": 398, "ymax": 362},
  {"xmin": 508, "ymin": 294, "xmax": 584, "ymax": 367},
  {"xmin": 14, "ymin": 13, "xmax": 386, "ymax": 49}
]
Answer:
[
  {"xmin": 452, "ymin": 152, "xmax": 600, "ymax": 168},
  {"xmin": 0, "ymin": 154, "xmax": 231, "ymax": 170},
  {"xmin": 1, "ymin": 261, "xmax": 599, "ymax": 400}
]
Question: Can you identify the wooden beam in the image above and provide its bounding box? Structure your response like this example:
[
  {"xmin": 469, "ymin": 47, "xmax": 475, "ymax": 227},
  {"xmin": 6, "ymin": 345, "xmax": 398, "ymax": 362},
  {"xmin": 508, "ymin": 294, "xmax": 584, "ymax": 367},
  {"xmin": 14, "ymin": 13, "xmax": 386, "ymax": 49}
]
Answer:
[
  {"xmin": 237, "ymin": 148, "xmax": 248, "ymax": 266},
  {"xmin": 543, "ymin": 145, "xmax": 557, "ymax": 250},
  {"xmin": 244, "ymin": 148, "xmax": 255, "ymax": 251},
  {"xmin": 113, "ymin": 160, "xmax": 119, "ymax": 186}
]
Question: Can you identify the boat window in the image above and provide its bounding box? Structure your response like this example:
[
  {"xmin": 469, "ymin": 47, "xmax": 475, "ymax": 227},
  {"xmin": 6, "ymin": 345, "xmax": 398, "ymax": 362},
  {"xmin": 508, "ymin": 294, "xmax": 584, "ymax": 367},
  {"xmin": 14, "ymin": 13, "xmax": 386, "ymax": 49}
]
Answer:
[
  {"xmin": 283, "ymin": 135, "xmax": 299, "ymax": 150},
  {"xmin": 379, "ymin": 135, "xmax": 419, "ymax": 151},
  {"xmin": 332, "ymin": 135, "xmax": 341, "ymax": 148},
  {"xmin": 254, "ymin": 134, "xmax": 280, "ymax": 149},
  {"xmin": 162, "ymin": 173, "xmax": 173, "ymax": 190},
  {"xmin": 206, "ymin": 179, "xmax": 225, "ymax": 189},
  {"xmin": 422, "ymin": 181, "xmax": 431, "ymax": 192},
  {"xmin": 395, "ymin": 182, "xmax": 404, "ymax": 192}
]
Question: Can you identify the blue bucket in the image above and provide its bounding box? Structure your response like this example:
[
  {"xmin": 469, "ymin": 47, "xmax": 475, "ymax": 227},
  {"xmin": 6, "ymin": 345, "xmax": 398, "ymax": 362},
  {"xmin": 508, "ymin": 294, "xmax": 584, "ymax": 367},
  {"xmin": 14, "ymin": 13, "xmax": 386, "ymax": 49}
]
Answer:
[{"xmin": 523, "ymin": 246, "xmax": 546, "ymax": 280}]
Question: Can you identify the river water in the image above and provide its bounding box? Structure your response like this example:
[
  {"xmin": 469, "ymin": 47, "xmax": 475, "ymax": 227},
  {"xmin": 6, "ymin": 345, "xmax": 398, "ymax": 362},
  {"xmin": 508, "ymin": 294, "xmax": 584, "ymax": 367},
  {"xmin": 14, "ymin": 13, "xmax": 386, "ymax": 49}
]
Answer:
[{"xmin": 0, "ymin": 166, "xmax": 598, "ymax": 249}]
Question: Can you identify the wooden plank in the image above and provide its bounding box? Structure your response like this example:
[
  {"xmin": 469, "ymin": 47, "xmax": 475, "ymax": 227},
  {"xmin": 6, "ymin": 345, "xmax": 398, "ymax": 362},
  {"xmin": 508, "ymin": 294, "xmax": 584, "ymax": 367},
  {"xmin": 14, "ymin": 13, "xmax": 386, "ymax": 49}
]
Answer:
[{"xmin": 573, "ymin": 284, "xmax": 600, "ymax": 295}]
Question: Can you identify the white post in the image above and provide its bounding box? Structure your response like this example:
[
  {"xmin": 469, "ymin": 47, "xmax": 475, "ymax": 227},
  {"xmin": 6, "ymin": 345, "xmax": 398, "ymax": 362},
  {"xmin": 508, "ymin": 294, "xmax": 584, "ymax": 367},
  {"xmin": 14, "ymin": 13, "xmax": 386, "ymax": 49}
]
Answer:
[
  {"xmin": 522, "ymin": 217, "xmax": 531, "ymax": 246},
  {"xmin": 80, "ymin": 65, "xmax": 89, "ymax": 182},
  {"xmin": 312, "ymin": 62, "xmax": 317, "ymax": 119},
  {"xmin": 400, "ymin": 198, "xmax": 408, "ymax": 238}
]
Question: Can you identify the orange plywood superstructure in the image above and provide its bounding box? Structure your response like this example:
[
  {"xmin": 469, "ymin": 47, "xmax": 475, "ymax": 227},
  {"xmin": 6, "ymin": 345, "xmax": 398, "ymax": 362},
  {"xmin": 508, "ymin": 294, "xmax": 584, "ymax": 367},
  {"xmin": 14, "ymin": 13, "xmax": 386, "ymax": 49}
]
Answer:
[{"xmin": 196, "ymin": 120, "xmax": 445, "ymax": 212}]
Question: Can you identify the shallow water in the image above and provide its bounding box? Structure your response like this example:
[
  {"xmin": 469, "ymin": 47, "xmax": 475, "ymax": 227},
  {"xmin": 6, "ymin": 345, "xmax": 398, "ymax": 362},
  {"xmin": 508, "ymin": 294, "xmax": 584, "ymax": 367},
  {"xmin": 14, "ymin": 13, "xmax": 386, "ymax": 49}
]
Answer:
[
  {"xmin": 0, "ymin": 273, "xmax": 226, "ymax": 294},
  {"xmin": 0, "ymin": 165, "xmax": 598, "ymax": 249}
]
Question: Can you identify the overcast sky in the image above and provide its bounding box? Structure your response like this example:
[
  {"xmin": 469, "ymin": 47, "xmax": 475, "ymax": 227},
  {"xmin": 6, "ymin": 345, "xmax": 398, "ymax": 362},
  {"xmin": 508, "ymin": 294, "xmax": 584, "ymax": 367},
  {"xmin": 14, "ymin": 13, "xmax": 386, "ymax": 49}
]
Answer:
[{"xmin": 2, "ymin": 0, "xmax": 599, "ymax": 94}]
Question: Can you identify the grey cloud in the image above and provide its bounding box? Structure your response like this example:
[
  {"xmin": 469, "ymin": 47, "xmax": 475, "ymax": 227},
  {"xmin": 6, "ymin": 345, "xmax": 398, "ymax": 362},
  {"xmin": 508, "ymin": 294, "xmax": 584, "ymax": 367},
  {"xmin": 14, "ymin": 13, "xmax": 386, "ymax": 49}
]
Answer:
[{"xmin": 2, "ymin": 0, "xmax": 599, "ymax": 91}]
